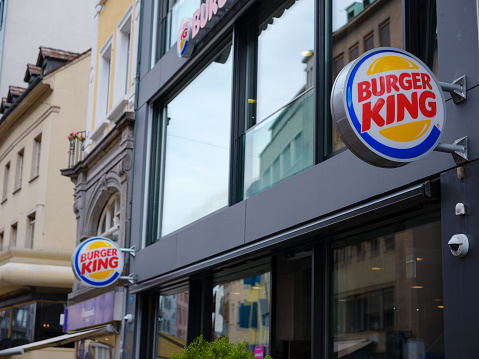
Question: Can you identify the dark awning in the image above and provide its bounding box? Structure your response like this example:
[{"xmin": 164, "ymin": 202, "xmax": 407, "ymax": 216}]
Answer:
[{"xmin": 0, "ymin": 324, "xmax": 118, "ymax": 357}]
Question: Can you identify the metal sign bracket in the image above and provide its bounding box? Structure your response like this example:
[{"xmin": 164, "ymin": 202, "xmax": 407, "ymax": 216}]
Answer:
[
  {"xmin": 440, "ymin": 75, "xmax": 466, "ymax": 104},
  {"xmin": 434, "ymin": 136, "xmax": 468, "ymax": 165},
  {"xmin": 119, "ymin": 273, "xmax": 137, "ymax": 285},
  {"xmin": 120, "ymin": 245, "xmax": 136, "ymax": 257}
]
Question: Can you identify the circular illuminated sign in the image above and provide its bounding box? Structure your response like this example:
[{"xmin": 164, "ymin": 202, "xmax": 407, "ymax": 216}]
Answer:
[
  {"xmin": 71, "ymin": 237, "xmax": 124, "ymax": 288},
  {"xmin": 177, "ymin": 18, "xmax": 193, "ymax": 58},
  {"xmin": 331, "ymin": 48, "xmax": 446, "ymax": 168}
]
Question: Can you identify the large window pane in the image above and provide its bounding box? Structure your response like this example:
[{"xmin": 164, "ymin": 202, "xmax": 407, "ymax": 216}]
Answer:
[
  {"xmin": 243, "ymin": 89, "xmax": 313, "ymax": 198},
  {"xmin": 331, "ymin": 213, "xmax": 444, "ymax": 358},
  {"xmin": 11, "ymin": 303, "xmax": 35, "ymax": 346},
  {"xmin": 255, "ymin": 0, "xmax": 314, "ymax": 123},
  {"xmin": 213, "ymin": 271, "xmax": 270, "ymax": 356},
  {"xmin": 158, "ymin": 292, "xmax": 189, "ymax": 358},
  {"xmin": 162, "ymin": 45, "xmax": 232, "ymax": 236}
]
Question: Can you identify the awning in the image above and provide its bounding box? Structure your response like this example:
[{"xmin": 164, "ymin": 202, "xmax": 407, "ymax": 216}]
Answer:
[
  {"xmin": 335, "ymin": 338, "xmax": 372, "ymax": 358},
  {"xmin": 0, "ymin": 324, "xmax": 118, "ymax": 356}
]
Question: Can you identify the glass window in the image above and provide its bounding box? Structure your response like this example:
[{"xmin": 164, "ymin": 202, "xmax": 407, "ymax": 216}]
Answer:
[
  {"xmin": 274, "ymin": 252, "xmax": 311, "ymax": 359},
  {"xmin": 157, "ymin": 292, "xmax": 189, "ymax": 358},
  {"xmin": 0, "ymin": 309, "xmax": 10, "ymax": 344},
  {"xmin": 331, "ymin": 212, "xmax": 444, "ymax": 358},
  {"xmin": 329, "ymin": 0, "xmax": 437, "ymax": 155},
  {"xmin": 34, "ymin": 302, "xmax": 66, "ymax": 342},
  {"xmin": 154, "ymin": 0, "xmax": 201, "ymax": 62},
  {"xmin": 26, "ymin": 212, "xmax": 35, "ymax": 249},
  {"xmin": 11, "ymin": 303, "xmax": 35, "ymax": 346},
  {"xmin": 1, "ymin": 162, "xmax": 8, "ymax": 202},
  {"xmin": 242, "ymin": 0, "xmax": 314, "ymax": 199},
  {"xmin": 154, "ymin": 44, "xmax": 233, "ymax": 237},
  {"xmin": 213, "ymin": 270, "xmax": 271, "ymax": 356},
  {"xmin": 14, "ymin": 149, "xmax": 24, "ymax": 192},
  {"xmin": 31, "ymin": 134, "xmax": 42, "ymax": 179},
  {"xmin": 9, "ymin": 223, "xmax": 17, "ymax": 248},
  {"xmin": 98, "ymin": 193, "xmax": 121, "ymax": 241}
]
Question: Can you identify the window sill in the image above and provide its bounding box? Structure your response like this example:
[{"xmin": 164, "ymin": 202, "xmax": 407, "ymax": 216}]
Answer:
[
  {"xmin": 12, "ymin": 187, "xmax": 21, "ymax": 195},
  {"xmin": 1, "ymin": 197, "xmax": 6, "ymax": 205},
  {"xmin": 29, "ymin": 175, "xmax": 39, "ymax": 183}
]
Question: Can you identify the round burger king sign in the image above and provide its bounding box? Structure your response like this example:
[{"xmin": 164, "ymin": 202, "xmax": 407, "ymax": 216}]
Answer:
[
  {"xmin": 71, "ymin": 237, "xmax": 124, "ymax": 288},
  {"xmin": 331, "ymin": 48, "xmax": 446, "ymax": 168}
]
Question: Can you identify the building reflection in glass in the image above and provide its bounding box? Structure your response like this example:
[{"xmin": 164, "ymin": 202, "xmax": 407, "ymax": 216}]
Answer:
[{"xmin": 332, "ymin": 213, "xmax": 444, "ymax": 358}]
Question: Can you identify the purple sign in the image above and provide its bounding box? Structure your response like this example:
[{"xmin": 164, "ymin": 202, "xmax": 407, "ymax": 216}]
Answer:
[
  {"xmin": 254, "ymin": 346, "xmax": 264, "ymax": 359},
  {"xmin": 63, "ymin": 291, "xmax": 115, "ymax": 331}
]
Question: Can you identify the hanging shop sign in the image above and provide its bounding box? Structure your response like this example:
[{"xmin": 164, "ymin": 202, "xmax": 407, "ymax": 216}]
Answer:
[
  {"xmin": 71, "ymin": 237, "xmax": 124, "ymax": 288},
  {"xmin": 331, "ymin": 47, "xmax": 446, "ymax": 168},
  {"xmin": 177, "ymin": 0, "xmax": 236, "ymax": 58}
]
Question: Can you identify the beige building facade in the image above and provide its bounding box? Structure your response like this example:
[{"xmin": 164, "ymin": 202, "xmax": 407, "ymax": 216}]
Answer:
[{"xmin": 0, "ymin": 48, "xmax": 91, "ymax": 358}]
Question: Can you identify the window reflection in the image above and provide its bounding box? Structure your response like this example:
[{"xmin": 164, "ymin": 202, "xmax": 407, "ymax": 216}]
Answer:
[
  {"xmin": 158, "ymin": 293, "xmax": 189, "ymax": 358},
  {"xmin": 213, "ymin": 272, "xmax": 270, "ymax": 356},
  {"xmin": 161, "ymin": 45, "xmax": 232, "ymax": 236},
  {"xmin": 331, "ymin": 213, "xmax": 444, "ymax": 358}
]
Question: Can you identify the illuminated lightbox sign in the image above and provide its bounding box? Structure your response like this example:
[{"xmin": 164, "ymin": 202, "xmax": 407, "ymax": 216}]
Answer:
[
  {"xmin": 71, "ymin": 237, "xmax": 124, "ymax": 288},
  {"xmin": 331, "ymin": 48, "xmax": 446, "ymax": 168},
  {"xmin": 177, "ymin": 0, "xmax": 236, "ymax": 58}
]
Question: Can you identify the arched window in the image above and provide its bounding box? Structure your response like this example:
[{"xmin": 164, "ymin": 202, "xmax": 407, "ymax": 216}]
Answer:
[{"xmin": 98, "ymin": 192, "xmax": 120, "ymax": 241}]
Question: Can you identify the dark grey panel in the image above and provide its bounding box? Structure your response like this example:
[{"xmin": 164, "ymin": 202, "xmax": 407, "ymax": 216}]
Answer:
[
  {"xmin": 139, "ymin": 0, "xmax": 154, "ymax": 80},
  {"xmin": 437, "ymin": 0, "xmax": 479, "ymax": 90},
  {"xmin": 175, "ymin": 200, "xmax": 246, "ymax": 265},
  {"xmin": 441, "ymin": 160, "xmax": 479, "ymax": 358},
  {"xmin": 132, "ymin": 232, "xmax": 178, "ymax": 282},
  {"xmin": 130, "ymin": 104, "xmax": 149, "ymax": 251},
  {"xmin": 138, "ymin": 47, "xmax": 188, "ymax": 107}
]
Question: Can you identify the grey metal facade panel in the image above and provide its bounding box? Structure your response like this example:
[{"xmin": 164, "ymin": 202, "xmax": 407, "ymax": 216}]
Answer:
[
  {"xmin": 175, "ymin": 200, "xmax": 246, "ymax": 266},
  {"xmin": 133, "ymin": 232, "xmax": 179, "ymax": 282},
  {"xmin": 139, "ymin": 0, "xmax": 154, "ymax": 81},
  {"xmin": 440, "ymin": 160, "xmax": 479, "ymax": 358},
  {"xmin": 130, "ymin": 104, "xmax": 149, "ymax": 249},
  {"xmin": 437, "ymin": 0, "xmax": 479, "ymax": 91}
]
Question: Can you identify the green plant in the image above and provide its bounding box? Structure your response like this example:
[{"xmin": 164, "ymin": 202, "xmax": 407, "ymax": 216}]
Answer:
[{"xmin": 170, "ymin": 335, "xmax": 272, "ymax": 359}]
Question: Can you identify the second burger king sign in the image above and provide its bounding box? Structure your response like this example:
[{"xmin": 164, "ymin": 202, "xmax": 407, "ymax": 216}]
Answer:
[{"xmin": 331, "ymin": 47, "xmax": 446, "ymax": 168}]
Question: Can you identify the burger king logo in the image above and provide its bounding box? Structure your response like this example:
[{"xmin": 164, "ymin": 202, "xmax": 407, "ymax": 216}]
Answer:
[
  {"xmin": 177, "ymin": 18, "xmax": 193, "ymax": 58},
  {"xmin": 331, "ymin": 48, "xmax": 446, "ymax": 168},
  {"xmin": 71, "ymin": 237, "xmax": 124, "ymax": 288}
]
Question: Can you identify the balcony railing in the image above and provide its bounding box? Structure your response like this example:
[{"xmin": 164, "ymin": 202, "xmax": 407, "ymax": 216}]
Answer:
[{"xmin": 67, "ymin": 131, "xmax": 85, "ymax": 168}]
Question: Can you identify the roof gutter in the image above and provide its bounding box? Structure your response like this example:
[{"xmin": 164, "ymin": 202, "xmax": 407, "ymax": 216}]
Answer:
[{"xmin": 0, "ymin": 75, "xmax": 43, "ymax": 127}]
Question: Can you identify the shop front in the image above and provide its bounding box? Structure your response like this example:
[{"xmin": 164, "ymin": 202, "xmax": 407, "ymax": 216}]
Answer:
[{"xmin": 125, "ymin": 0, "xmax": 479, "ymax": 357}]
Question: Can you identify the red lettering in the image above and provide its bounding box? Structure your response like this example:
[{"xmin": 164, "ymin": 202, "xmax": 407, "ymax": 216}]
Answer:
[
  {"xmin": 362, "ymin": 98, "xmax": 385, "ymax": 132},
  {"xmin": 397, "ymin": 92, "xmax": 418, "ymax": 122},
  {"xmin": 386, "ymin": 95, "xmax": 395, "ymax": 125},
  {"xmin": 107, "ymin": 248, "xmax": 112, "ymax": 256},
  {"xmin": 98, "ymin": 258, "xmax": 109, "ymax": 270},
  {"xmin": 94, "ymin": 250, "xmax": 100, "ymax": 259},
  {"xmin": 81, "ymin": 254, "xmax": 86, "ymax": 262},
  {"xmin": 81, "ymin": 261, "xmax": 92, "ymax": 275},
  {"xmin": 192, "ymin": 10, "xmax": 200, "ymax": 38},
  {"xmin": 200, "ymin": 2, "xmax": 208, "ymax": 28},
  {"xmin": 386, "ymin": 75, "xmax": 399, "ymax": 93},
  {"xmin": 420, "ymin": 73, "xmax": 432, "ymax": 90},
  {"xmin": 208, "ymin": 0, "xmax": 218, "ymax": 20},
  {"xmin": 371, "ymin": 77, "xmax": 385, "ymax": 96},
  {"xmin": 412, "ymin": 73, "xmax": 421, "ymax": 89},
  {"xmin": 100, "ymin": 249, "xmax": 106, "ymax": 257},
  {"xmin": 109, "ymin": 257, "xmax": 119, "ymax": 268},
  {"xmin": 399, "ymin": 73, "xmax": 412, "ymax": 90},
  {"xmin": 358, "ymin": 81, "xmax": 371, "ymax": 102},
  {"xmin": 419, "ymin": 91, "xmax": 437, "ymax": 117},
  {"xmin": 112, "ymin": 249, "xmax": 117, "ymax": 256}
]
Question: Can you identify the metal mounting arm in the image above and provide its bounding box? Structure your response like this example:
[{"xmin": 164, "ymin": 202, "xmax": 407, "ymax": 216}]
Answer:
[
  {"xmin": 119, "ymin": 273, "xmax": 137, "ymax": 285},
  {"xmin": 434, "ymin": 136, "xmax": 468, "ymax": 165},
  {"xmin": 439, "ymin": 76, "xmax": 466, "ymax": 104},
  {"xmin": 120, "ymin": 245, "xmax": 136, "ymax": 257}
]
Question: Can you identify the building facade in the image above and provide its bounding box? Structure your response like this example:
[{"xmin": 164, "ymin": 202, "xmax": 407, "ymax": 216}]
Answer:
[
  {"xmin": 0, "ymin": 48, "xmax": 90, "ymax": 358},
  {"xmin": 0, "ymin": 0, "xmax": 94, "ymax": 99},
  {"xmin": 60, "ymin": 1, "xmax": 139, "ymax": 359},
  {"xmin": 126, "ymin": 0, "xmax": 478, "ymax": 358}
]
